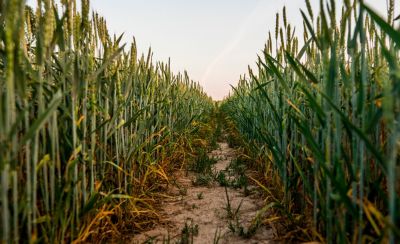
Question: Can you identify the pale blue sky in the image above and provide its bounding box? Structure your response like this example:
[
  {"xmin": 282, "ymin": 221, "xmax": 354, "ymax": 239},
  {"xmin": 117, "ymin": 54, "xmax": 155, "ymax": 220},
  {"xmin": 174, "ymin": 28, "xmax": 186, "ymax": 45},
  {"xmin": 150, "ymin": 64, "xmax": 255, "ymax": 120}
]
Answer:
[{"xmin": 27, "ymin": 1, "xmax": 391, "ymax": 100}]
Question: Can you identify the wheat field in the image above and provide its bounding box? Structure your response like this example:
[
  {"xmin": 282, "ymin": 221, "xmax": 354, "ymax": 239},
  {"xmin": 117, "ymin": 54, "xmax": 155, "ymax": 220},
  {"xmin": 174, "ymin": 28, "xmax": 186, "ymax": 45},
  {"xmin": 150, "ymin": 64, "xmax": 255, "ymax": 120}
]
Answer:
[{"xmin": 0, "ymin": 0, "xmax": 399, "ymax": 243}]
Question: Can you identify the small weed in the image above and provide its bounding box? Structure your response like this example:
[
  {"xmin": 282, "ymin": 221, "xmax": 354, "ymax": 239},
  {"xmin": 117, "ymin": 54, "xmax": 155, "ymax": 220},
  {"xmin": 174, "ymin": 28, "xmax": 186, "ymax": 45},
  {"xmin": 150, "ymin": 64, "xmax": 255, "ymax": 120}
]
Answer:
[
  {"xmin": 162, "ymin": 233, "xmax": 172, "ymax": 244},
  {"xmin": 216, "ymin": 171, "xmax": 229, "ymax": 187},
  {"xmin": 223, "ymin": 157, "xmax": 250, "ymax": 194},
  {"xmin": 213, "ymin": 227, "xmax": 222, "ymax": 244},
  {"xmin": 227, "ymin": 157, "xmax": 247, "ymax": 175},
  {"xmin": 232, "ymin": 174, "xmax": 248, "ymax": 190},
  {"xmin": 223, "ymin": 186, "xmax": 243, "ymax": 220},
  {"xmin": 179, "ymin": 187, "xmax": 188, "ymax": 196},
  {"xmin": 197, "ymin": 192, "xmax": 204, "ymax": 199},
  {"xmin": 227, "ymin": 218, "xmax": 260, "ymax": 239},
  {"xmin": 227, "ymin": 202, "xmax": 267, "ymax": 239},
  {"xmin": 143, "ymin": 231, "xmax": 172, "ymax": 244},
  {"xmin": 192, "ymin": 173, "xmax": 213, "ymax": 186},
  {"xmin": 217, "ymin": 167, "xmax": 248, "ymax": 194},
  {"xmin": 172, "ymin": 178, "xmax": 188, "ymax": 196},
  {"xmin": 190, "ymin": 149, "xmax": 217, "ymax": 174},
  {"xmin": 223, "ymin": 185, "xmax": 260, "ymax": 238},
  {"xmin": 143, "ymin": 236, "xmax": 157, "ymax": 244},
  {"xmin": 179, "ymin": 220, "xmax": 199, "ymax": 244}
]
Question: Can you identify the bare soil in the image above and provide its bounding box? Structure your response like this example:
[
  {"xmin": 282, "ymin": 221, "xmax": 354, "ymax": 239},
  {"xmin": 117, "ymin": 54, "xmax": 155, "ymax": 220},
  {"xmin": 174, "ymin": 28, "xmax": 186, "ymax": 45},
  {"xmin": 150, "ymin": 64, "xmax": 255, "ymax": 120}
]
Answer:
[{"xmin": 131, "ymin": 142, "xmax": 276, "ymax": 244}]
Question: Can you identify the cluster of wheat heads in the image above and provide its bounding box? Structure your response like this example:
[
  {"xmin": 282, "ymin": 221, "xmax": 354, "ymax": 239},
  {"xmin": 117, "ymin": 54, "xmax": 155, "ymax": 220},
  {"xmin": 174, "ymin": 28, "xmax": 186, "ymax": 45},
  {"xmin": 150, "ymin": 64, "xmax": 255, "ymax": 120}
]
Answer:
[
  {"xmin": 0, "ymin": 0, "xmax": 214, "ymax": 242},
  {"xmin": 222, "ymin": 0, "xmax": 399, "ymax": 243}
]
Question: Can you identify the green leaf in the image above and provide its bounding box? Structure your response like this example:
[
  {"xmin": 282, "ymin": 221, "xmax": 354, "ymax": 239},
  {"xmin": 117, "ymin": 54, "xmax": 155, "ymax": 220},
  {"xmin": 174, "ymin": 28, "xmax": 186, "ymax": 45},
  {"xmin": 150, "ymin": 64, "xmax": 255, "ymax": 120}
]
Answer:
[
  {"xmin": 21, "ymin": 90, "xmax": 62, "ymax": 145},
  {"xmin": 320, "ymin": 92, "xmax": 386, "ymax": 172},
  {"xmin": 296, "ymin": 38, "xmax": 312, "ymax": 60},
  {"xmin": 301, "ymin": 10, "xmax": 321, "ymax": 50},
  {"xmin": 363, "ymin": 3, "xmax": 400, "ymax": 47}
]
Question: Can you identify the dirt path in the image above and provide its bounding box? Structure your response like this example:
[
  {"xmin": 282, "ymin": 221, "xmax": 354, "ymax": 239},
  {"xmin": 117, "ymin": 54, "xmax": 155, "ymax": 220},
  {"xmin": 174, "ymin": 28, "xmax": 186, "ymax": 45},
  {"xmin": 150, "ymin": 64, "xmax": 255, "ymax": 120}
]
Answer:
[{"xmin": 131, "ymin": 142, "xmax": 276, "ymax": 244}]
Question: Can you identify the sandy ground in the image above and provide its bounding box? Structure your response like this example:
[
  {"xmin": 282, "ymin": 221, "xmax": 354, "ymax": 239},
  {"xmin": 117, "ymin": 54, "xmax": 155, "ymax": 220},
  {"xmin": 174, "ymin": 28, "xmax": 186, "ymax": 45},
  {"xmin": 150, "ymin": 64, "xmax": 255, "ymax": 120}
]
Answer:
[{"xmin": 131, "ymin": 142, "xmax": 276, "ymax": 244}]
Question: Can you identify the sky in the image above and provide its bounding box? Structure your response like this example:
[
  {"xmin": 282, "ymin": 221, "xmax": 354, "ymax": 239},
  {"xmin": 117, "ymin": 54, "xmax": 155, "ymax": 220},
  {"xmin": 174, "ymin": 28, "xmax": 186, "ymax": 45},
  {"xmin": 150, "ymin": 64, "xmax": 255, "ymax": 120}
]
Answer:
[{"xmin": 27, "ymin": 0, "xmax": 392, "ymax": 100}]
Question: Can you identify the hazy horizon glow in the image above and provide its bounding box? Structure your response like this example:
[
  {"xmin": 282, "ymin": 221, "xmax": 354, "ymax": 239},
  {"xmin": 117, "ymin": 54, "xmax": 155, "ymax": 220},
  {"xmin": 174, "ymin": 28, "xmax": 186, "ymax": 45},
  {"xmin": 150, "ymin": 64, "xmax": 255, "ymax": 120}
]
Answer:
[{"xmin": 27, "ymin": 0, "xmax": 392, "ymax": 100}]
